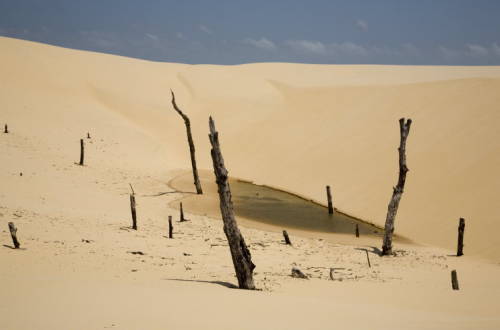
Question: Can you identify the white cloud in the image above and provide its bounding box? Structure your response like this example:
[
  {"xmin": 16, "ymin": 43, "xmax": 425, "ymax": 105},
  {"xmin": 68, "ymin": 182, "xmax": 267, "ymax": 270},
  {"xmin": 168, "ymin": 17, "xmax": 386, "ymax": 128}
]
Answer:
[
  {"xmin": 403, "ymin": 43, "xmax": 423, "ymax": 58},
  {"xmin": 467, "ymin": 44, "xmax": 489, "ymax": 57},
  {"xmin": 286, "ymin": 40, "xmax": 327, "ymax": 55},
  {"xmin": 357, "ymin": 20, "xmax": 368, "ymax": 31},
  {"xmin": 176, "ymin": 32, "xmax": 186, "ymax": 40},
  {"xmin": 199, "ymin": 25, "xmax": 213, "ymax": 35},
  {"xmin": 81, "ymin": 31, "xmax": 122, "ymax": 49},
  {"xmin": 41, "ymin": 26, "xmax": 51, "ymax": 33},
  {"xmin": 244, "ymin": 37, "xmax": 276, "ymax": 52},
  {"xmin": 492, "ymin": 43, "xmax": 500, "ymax": 58},
  {"xmin": 146, "ymin": 33, "xmax": 161, "ymax": 47},
  {"xmin": 438, "ymin": 45, "xmax": 462, "ymax": 62},
  {"xmin": 332, "ymin": 42, "xmax": 368, "ymax": 56}
]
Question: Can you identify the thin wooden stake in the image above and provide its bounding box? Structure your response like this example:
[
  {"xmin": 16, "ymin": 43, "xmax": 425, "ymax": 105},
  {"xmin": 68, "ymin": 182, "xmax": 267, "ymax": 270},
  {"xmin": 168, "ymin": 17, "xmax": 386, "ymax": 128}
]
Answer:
[
  {"xmin": 356, "ymin": 224, "xmax": 359, "ymax": 237},
  {"xmin": 283, "ymin": 230, "xmax": 292, "ymax": 245},
  {"xmin": 130, "ymin": 194, "xmax": 137, "ymax": 230},
  {"xmin": 457, "ymin": 218, "xmax": 465, "ymax": 256},
  {"xmin": 8, "ymin": 222, "xmax": 20, "ymax": 249},
  {"xmin": 169, "ymin": 216, "xmax": 173, "ymax": 238},
  {"xmin": 329, "ymin": 268, "xmax": 334, "ymax": 280},
  {"xmin": 209, "ymin": 116, "xmax": 255, "ymax": 290},
  {"xmin": 326, "ymin": 186, "xmax": 333, "ymax": 214},
  {"xmin": 79, "ymin": 139, "xmax": 84, "ymax": 165},
  {"xmin": 451, "ymin": 270, "xmax": 459, "ymax": 290},
  {"xmin": 366, "ymin": 250, "xmax": 371, "ymax": 267},
  {"xmin": 129, "ymin": 183, "xmax": 135, "ymax": 196},
  {"xmin": 180, "ymin": 202, "xmax": 186, "ymax": 222}
]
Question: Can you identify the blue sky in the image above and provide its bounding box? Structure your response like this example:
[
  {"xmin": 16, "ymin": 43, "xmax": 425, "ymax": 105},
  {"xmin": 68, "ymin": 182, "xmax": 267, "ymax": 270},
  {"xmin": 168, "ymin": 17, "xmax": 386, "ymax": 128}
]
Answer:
[{"xmin": 1, "ymin": 0, "xmax": 499, "ymax": 65}]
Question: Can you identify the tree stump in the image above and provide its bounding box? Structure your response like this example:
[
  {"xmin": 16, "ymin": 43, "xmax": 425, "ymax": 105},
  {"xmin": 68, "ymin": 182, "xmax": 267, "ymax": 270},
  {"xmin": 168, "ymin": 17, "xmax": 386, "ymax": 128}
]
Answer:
[
  {"xmin": 451, "ymin": 270, "xmax": 459, "ymax": 290},
  {"xmin": 209, "ymin": 116, "xmax": 255, "ymax": 290},
  {"xmin": 291, "ymin": 267, "xmax": 308, "ymax": 279},
  {"xmin": 4, "ymin": 124, "xmax": 8, "ymax": 133},
  {"xmin": 326, "ymin": 186, "xmax": 333, "ymax": 214},
  {"xmin": 8, "ymin": 222, "xmax": 20, "ymax": 249},
  {"xmin": 130, "ymin": 195, "xmax": 137, "ymax": 230},
  {"xmin": 79, "ymin": 139, "xmax": 84, "ymax": 165},
  {"xmin": 356, "ymin": 224, "xmax": 359, "ymax": 237},
  {"xmin": 382, "ymin": 118, "xmax": 412, "ymax": 256},
  {"xmin": 457, "ymin": 218, "xmax": 465, "ymax": 256},
  {"xmin": 171, "ymin": 90, "xmax": 203, "ymax": 195},
  {"xmin": 283, "ymin": 230, "xmax": 292, "ymax": 245},
  {"xmin": 87, "ymin": 132, "xmax": 90, "ymax": 139}
]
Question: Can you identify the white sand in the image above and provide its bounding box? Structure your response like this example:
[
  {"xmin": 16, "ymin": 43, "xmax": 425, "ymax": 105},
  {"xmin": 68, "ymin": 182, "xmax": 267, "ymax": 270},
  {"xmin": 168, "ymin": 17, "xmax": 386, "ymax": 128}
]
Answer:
[{"xmin": 1, "ymin": 36, "xmax": 500, "ymax": 329}]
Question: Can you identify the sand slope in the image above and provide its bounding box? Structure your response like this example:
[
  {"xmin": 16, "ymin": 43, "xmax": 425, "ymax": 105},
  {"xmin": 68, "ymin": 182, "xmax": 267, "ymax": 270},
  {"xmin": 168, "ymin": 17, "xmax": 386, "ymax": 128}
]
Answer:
[{"xmin": 1, "ymin": 37, "xmax": 500, "ymax": 329}]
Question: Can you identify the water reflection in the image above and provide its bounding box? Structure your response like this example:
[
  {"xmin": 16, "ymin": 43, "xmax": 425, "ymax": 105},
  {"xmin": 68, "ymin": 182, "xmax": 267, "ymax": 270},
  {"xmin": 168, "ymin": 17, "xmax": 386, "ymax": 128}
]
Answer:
[{"xmin": 230, "ymin": 179, "xmax": 384, "ymax": 237}]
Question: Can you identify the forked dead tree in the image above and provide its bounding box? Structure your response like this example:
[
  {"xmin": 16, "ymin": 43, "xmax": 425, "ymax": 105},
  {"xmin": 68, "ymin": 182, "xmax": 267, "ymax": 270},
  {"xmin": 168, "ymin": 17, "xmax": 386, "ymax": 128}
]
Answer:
[
  {"xmin": 209, "ymin": 116, "xmax": 255, "ymax": 290},
  {"xmin": 382, "ymin": 118, "xmax": 412, "ymax": 256},
  {"xmin": 171, "ymin": 90, "xmax": 203, "ymax": 195}
]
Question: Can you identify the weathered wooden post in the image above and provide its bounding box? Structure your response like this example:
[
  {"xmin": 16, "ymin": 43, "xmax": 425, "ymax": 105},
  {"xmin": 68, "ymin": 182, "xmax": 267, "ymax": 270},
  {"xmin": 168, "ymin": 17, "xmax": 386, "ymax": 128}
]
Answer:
[
  {"xmin": 366, "ymin": 250, "xmax": 371, "ymax": 267},
  {"xmin": 168, "ymin": 215, "xmax": 173, "ymax": 238},
  {"xmin": 4, "ymin": 124, "xmax": 8, "ymax": 133},
  {"xmin": 130, "ymin": 195, "xmax": 137, "ymax": 230},
  {"xmin": 382, "ymin": 118, "xmax": 412, "ymax": 256},
  {"xmin": 451, "ymin": 270, "xmax": 459, "ymax": 290},
  {"xmin": 457, "ymin": 218, "xmax": 465, "ymax": 256},
  {"xmin": 180, "ymin": 202, "xmax": 186, "ymax": 222},
  {"xmin": 326, "ymin": 186, "xmax": 333, "ymax": 214},
  {"xmin": 283, "ymin": 230, "xmax": 292, "ymax": 245},
  {"xmin": 356, "ymin": 224, "xmax": 359, "ymax": 238},
  {"xmin": 8, "ymin": 222, "xmax": 20, "ymax": 249},
  {"xmin": 208, "ymin": 116, "xmax": 255, "ymax": 290},
  {"xmin": 171, "ymin": 90, "xmax": 203, "ymax": 195},
  {"xmin": 79, "ymin": 139, "xmax": 84, "ymax": 165}
]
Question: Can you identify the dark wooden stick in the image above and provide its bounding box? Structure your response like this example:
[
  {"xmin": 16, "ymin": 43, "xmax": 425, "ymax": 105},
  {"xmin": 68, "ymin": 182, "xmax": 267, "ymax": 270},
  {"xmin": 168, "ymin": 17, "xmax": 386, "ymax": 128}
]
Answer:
[
  {"xmin": 366, "ymin": 250, "xmax": 371, "ymax": 267},
  {"xmin": 451, "ymin": 270, "xmax": 459, "ymax": 290},
  {"xmin": 130, "ymin": 195, "xmax": 137, "ymax": 230},
  {"xmin": 180, "ymin": 202, "xmax": 186, "ymax": 222},
  {"xmin": 169, "ymin": 215, "xmax": 173, "ymax": 238},
  {"xmin": 129, "ymin": 183, "xmax": 135, "ymax": 196},
  {"xmin": 4, "ymin": 124, "xmax": 8, "ymax": 133},
  {"xmin": 326, "ymin": 186, "xmax": 333, "ymax": 214},
  {"xmin": 329, "ymin": 268, "xmax": 334, "ymax": 280},
  {"xmin": 283, "ymin": 230, "xmax": 292, "ymax": 245},
  {"xmin": 87, "ymin": 132, "xmax": 90, "ymax": 139},
  {"xmin": 382, "ymin": 118, "xmax": 412, "ymax": 256},
  {"xmin": 79, "ymin": 139, "xmax": 84, "ymax": 165},
  {"xmin": 356, "ymin": 224, "xmax": 359, "ymax": 237},
  {"xmin": 8, "ymin": 222, "xmax": 20, "ymax": 249},
  {"xmin": 171, "ymin": 90, "xmax": 203, "ymax": 195},
  {"xmin": 209, "ymin": 116, "xmax": 255, "ymax": 290},
  {"xmin": 457, "ymin": 218, "xmax": 465, "ymax": 256}
]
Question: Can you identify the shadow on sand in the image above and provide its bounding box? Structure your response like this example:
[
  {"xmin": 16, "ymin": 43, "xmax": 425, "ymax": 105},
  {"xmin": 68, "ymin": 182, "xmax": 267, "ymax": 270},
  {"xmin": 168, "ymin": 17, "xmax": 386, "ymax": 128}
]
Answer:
[{"xmin": 163, "ymin": 278, "xmax": 238, "ymax": 289}]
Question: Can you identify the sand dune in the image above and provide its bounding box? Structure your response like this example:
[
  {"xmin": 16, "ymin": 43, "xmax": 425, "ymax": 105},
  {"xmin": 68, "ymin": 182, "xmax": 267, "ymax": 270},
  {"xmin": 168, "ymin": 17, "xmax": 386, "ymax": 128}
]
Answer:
[{"xmin": 1, "ymin": 36, "xmax": 500, "ymax": 329}]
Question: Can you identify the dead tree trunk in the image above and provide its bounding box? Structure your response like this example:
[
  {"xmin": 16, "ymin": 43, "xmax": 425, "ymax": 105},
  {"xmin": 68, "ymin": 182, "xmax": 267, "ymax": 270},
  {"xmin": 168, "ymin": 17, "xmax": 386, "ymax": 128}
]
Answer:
[
  {"xmin": 171, "ymin": 90, "xmax": 203, "ymax": 195},
  {"xmin": 451, "ymin": 270, "xmax": 459, "ymax": 290},
  {"xmin": 356, "ymin": 224, "xmax": 359, "ymax": 238},
  {"xmin": 180, "ymin": 202, "xmax": 186, "ymax": 222},
  {"xmin": 79, "ymin": 139, "xmax": 84, "ymax": 165},
  {"xmin": 8, "ymin": 222, "xmax": 20, "ymax": 249},
  {"xmin": 4, "ymin": 124, "xmax": 8, "ymax": 133},
  {"xmin": 382, "ymin": 118, "xmax": 412, "ymax": 256},
  {"xmin": 326, "ymin": 186, "xmax": 333, "ymax": 214},
  {"xmin": 208, "ymin": 116, "xmax": 255, "ymax": 290},
  {"xmin": 457, "ymin": 218, "xmax": 465, "ymax": 256},
  {"xmin": 130, "ymin": 195, "xmax": 137, "ymax": 230},
  {"xmin": 283, "ymin": 230, "xmax": 292, "ymax": 245}
]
